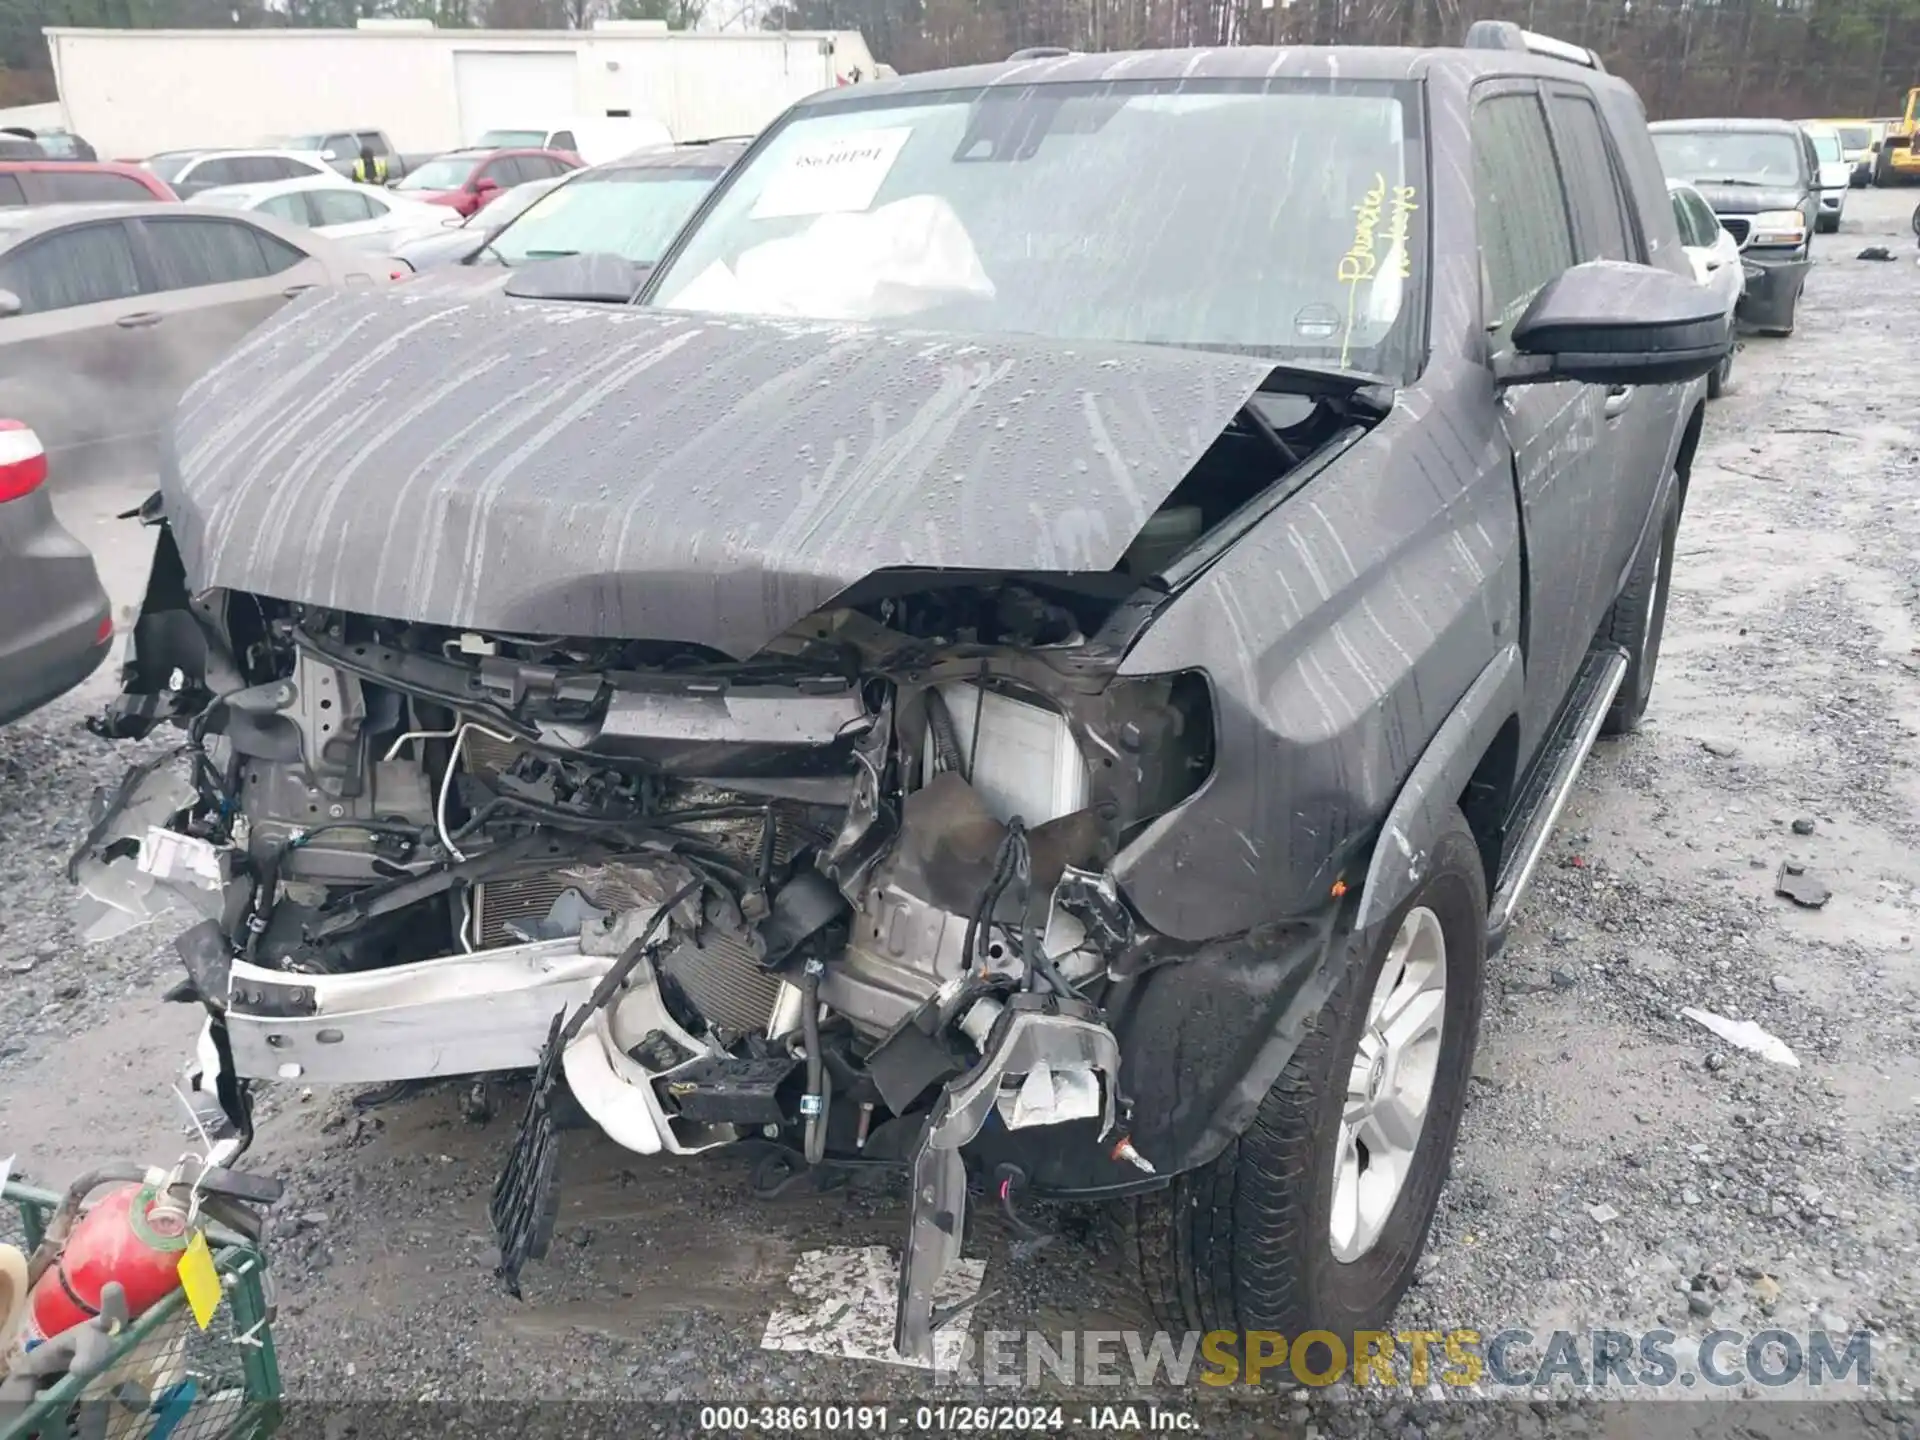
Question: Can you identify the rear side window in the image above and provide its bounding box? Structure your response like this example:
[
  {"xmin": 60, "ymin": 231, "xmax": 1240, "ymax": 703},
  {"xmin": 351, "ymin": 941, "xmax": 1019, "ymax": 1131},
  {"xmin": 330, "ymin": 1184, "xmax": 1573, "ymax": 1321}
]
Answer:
[
  {"xmin": 0, "ymin": 222, "xmax": 144, "ymax": 313},
  {"xmin": 140, "ymin": 217, "xmax": 306, "ymax": 289},
  {"xmin": 1472, "ymin": 90, "xmax": 1576, "ymax": 340},
  {"xmin": 309, "ymin": 189, "xmax": 374, "ymax": 226},
  {"xmin": 232, "ymin": 157, "xmax": 284, "ymax": 184},
  {"xmin": 550, "ymin": 131, "xmax": 577, "ymax": 152},
  {"xmin": 260, "ymin": 194, "xmax": 310, "ymax": 226},
  {"xmin": 189, "ymin": 158, "xmax": 244, "ymax": 187},
  {"xmin": 40, "ymin": 170, "xmax": 159, "ymax": 204},
  {"xmin": 1688, "ymin": 191, "xmax": 1724, "ymax": 246},
  {"xmin": 0, "ymin": 174, "xmax": 25, "ymax": 207},
  {"xmin": 1669, "ymin": 192, "xmax": 1702, "ymax": 248},
  {"xmin": 1546, "ymin": 91, "xmax": 1636, "ymax": 262},
  {"xmin": 1674, "ymin": 190, "xmax": 1718, "ymax": 249}
]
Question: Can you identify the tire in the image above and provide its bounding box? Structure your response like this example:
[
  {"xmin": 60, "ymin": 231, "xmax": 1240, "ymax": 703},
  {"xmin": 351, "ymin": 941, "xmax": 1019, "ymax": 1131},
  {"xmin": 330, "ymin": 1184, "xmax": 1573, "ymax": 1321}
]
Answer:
[
  {"xmin": 1600, "ymin": 478, "xmax": 1681, "ymax": 736},
  {"xmin": 1128, "ymin": 809, "xmax": 1487, "ymax": 1345},
  {"xmin": 1707, "ymin": 348, "xmax": 1731, "ymax": 400}
]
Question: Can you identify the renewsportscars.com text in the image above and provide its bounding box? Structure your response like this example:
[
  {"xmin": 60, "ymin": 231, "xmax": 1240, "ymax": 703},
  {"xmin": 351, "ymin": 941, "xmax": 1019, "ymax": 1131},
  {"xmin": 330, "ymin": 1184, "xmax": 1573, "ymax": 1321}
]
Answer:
[{"xmin": 940, "ymin": 1328, "xmax": 1872, "ymax": 1394}]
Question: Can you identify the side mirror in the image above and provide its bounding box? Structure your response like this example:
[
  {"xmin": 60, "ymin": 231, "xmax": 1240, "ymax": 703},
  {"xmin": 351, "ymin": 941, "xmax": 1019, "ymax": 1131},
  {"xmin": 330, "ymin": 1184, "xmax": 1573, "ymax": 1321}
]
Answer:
[
  {"xmin": 1496, "ymin": 261, "xmax": 1730, "ymax": 389},
  {"xmin": 320, "ymin": 149, "xmax": 337, "ymax": 161},
  {"xmin": 0, "ymin": 288, "xmax": 20, "ymax": 319},
  {"xmin": 471, "ymin": 177, "xmax": 500, "ymax": 196}
]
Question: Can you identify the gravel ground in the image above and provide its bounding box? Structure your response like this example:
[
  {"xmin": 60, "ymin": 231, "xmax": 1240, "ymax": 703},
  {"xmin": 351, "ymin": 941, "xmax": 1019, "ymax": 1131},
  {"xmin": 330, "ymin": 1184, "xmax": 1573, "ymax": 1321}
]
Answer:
[{"xmin": 2, "ymin": 191, "xmax": 1916, "ymax": 1438}]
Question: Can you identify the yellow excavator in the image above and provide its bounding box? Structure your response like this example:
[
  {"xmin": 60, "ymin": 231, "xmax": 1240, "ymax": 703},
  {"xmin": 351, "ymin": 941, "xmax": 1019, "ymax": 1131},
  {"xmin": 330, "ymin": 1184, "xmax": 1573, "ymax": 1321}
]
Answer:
[{"xmin": 1876, "ymin": 86, "xmax": 1920, "ymax": 185}]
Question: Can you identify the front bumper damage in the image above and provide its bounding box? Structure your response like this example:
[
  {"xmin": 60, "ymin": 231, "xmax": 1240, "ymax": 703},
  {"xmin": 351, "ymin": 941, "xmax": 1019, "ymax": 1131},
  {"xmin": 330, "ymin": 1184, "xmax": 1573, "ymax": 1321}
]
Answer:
[
  {"xmin": 1735, "ymin": 250, "xmax": 1812, "ymax": 331},
  {"xmin": 72, "ymin": 633, "xmax": 1168, "ymax": 1364},
  {"xmin": 75, "ymin": 296, "xmax": 1398, "ymax": 1364}
]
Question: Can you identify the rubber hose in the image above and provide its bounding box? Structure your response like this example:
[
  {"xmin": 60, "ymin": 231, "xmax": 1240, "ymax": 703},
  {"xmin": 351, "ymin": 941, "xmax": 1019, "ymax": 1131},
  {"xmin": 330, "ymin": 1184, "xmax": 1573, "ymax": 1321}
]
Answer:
[
  {"xmin": 802, "ymin": 967, "xmax": 830, "ymax": 1167},
  {"xmin": 924, "ymin": 687, "xmax": 965, "ymax": 778}
]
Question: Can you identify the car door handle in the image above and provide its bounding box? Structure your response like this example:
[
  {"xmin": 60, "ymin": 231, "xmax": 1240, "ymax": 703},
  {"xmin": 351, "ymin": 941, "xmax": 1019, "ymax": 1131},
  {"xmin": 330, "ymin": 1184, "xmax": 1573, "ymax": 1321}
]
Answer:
[
  {"xmin": 1603, "ymin": 386, "xmax": 1635, "ymax": 418},
  {"xmin": 115, "ymin": 311, "xmax": 162, "ymax": 329},
  {"xmin": 1705, "ymin": 258, "xmax": 1724, "ymax": 270},
  {"xmin": 282, "ymin": 283, "xmax": 317, "ymax": 298}
]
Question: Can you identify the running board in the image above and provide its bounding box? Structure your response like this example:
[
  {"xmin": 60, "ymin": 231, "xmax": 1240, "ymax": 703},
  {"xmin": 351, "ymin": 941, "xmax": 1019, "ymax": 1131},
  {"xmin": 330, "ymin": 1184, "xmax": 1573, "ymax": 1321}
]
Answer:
[{"xmin": 1486, "ymin": 646, "xmax": 1629, "ymax": 948}]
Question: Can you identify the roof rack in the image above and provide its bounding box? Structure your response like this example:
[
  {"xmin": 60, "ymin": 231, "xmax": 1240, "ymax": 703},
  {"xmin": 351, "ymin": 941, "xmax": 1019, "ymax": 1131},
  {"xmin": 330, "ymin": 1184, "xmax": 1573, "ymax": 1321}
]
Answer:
[
  {"xmin": 1007, "ymin": 46, "xmax": 1073, "ymax": 60},
  {"xmin": 1465, "ymin": 20, "xmax": 1606, "ymax": 73}
]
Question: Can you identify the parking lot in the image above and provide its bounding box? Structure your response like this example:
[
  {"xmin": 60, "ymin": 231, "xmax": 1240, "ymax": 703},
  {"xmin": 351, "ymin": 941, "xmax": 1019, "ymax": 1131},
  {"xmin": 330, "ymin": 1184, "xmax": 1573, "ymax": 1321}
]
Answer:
[{"xmin": 0, "ymin": 184, "xmax": 1915, "ymax": 1432}]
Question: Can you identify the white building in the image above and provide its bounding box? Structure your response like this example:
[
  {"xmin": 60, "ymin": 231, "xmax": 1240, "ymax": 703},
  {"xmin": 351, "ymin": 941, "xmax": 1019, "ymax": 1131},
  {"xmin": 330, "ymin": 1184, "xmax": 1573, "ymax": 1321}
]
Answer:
[
  {"xmin": 0, "ymin": 100, "xmax": 66, "ymax": 134},
  {"xmin": 43, "ymin": 20, "xmax": 879, "ymax": 160}
]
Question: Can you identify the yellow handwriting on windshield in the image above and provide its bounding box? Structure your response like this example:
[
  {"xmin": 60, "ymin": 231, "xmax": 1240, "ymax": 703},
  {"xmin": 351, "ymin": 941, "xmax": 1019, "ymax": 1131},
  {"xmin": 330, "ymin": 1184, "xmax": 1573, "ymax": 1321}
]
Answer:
[
  {"xmin": 1338, "ymin": 172, "xmax": 1388, "ymax": 284},
  {"xmin": 1338, "ymin": 173, "xmax": 1385, "ymax": 367},
  {"xmin": 1385, "ymin": 184, "xmax": 1418, "ymax": 278}
]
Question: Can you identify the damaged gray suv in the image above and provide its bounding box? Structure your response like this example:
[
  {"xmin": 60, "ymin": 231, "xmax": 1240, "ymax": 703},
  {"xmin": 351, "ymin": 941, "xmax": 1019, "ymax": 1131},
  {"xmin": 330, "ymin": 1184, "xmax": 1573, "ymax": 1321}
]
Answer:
[{"xmin": 77, "ymin": 23, "xmax": 1727, "ymax": 1360}]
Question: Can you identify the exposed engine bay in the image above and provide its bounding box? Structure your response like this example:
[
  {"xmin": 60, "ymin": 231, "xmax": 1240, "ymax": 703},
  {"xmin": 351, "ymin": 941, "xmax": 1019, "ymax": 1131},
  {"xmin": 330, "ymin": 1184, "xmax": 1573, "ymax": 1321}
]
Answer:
[{"xmin": 73, "ymin": 377, "xmax": 1374, "ymax": 1360}]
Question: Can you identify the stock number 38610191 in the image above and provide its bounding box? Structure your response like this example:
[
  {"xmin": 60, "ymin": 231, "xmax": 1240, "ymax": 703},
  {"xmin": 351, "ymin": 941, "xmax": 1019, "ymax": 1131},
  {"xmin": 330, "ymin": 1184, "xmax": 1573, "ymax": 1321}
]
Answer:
[{"xmin": 696, "ymin": 1405, "xmax": 1071, "ymax": 1431}]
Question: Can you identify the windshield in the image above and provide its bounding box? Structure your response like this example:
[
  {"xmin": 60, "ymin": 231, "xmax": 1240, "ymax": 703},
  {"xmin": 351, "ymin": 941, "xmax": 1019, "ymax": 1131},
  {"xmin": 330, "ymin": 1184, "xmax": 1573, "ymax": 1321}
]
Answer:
[
  {"xmin": 478, "ymin": 130, "xmax": 546, "ymax": 148},
  {"xmin": 398, "ymin": 156, "xmax": 479, "ymax": 191},
  {"xmin": 1836, "ymin": 125, "xmax": 1872, "ymax": 150},
  {"xmin": 274, "ymin": 134, "xmax": 326, "ymax": 151},
  {"xmin": 469, "ymin": 178, "xmax": 560, "ymax": 228},
  {"xmin": 37, "ymin": 132, "xmax": 82, "ymax": 160},
  {"xmin": 492, "ymin": 167, "xmax": 724, "ymax": 265},
  {"xmin": 196, "ymin": 189, "xmax": 255, "ymax": 211},
  {"xmin": 649, "ymin": 79, "xmax": 1427, "ymax": 378},
  {"xmin": 146, "ymin": 153, "xmax": 198, "ymax": 182},
  {"xmin": 1652, "ymin": 130, "xmax": 1805, "ymax": 187},
  {"xmin": 1807, "ymin": 130, "xmax": 1843, "ymax": 162}
]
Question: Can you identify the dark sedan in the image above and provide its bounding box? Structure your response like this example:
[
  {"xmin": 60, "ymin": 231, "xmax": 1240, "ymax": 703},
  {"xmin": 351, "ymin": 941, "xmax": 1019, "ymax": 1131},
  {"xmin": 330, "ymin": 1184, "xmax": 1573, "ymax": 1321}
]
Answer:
[{"xmin": 0, "ymin": 421, "xmax": 112, "ymax": 725}]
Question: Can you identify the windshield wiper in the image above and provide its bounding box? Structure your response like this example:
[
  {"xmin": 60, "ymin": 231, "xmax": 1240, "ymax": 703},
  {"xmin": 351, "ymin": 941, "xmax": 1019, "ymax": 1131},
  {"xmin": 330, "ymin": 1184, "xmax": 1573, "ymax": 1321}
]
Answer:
[
  {"xmin": 1692, "ymin": 176, "xmax": 1766, "ymax": 187},
  {"xmin": 523, "ymin": 249, "xmax": 579, "ymax": 259}
]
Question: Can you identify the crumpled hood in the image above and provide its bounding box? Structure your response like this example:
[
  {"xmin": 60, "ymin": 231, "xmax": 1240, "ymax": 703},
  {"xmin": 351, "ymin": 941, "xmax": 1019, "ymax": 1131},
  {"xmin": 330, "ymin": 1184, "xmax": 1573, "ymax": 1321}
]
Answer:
[{"xmin": 165, "ymin": 287, "xmax": 1275, "ymax": 659}]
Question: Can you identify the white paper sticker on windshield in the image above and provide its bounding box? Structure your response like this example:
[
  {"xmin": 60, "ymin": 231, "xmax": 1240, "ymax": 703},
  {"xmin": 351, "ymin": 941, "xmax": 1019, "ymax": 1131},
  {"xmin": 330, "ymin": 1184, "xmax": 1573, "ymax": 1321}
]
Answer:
[{"xmin": 750, "ymin": 127, "xmax": 912, "ymax": 220}]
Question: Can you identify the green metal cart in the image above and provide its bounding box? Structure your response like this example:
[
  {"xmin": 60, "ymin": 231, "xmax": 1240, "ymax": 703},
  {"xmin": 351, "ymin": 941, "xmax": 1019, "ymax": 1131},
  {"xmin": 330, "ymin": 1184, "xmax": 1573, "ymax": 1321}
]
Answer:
[{"xmin": 1, "ymin": 1179, "xmax": 281, "ymax": 1440}]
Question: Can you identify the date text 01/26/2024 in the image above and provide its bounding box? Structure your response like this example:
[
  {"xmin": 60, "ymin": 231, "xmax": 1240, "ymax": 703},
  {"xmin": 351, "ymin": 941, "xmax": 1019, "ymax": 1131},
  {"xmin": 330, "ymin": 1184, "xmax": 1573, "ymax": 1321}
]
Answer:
[{"xmin": 697, "ymin": 1405, "xmax": 1200, "ymax": 1431}]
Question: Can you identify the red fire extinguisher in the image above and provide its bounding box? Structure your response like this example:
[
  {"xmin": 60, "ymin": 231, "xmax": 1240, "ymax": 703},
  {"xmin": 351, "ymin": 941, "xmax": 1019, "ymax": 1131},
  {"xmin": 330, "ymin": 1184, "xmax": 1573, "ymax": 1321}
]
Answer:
[{"xmin": 20, "ymin": 1183, "xmax": 190, "ymax": 1344}]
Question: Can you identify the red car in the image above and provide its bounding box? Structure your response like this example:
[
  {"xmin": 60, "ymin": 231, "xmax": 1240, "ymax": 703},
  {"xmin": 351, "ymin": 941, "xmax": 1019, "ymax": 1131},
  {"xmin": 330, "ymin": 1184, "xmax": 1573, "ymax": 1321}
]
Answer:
[
  {"xmin": 0, "ymin": 160, "xmax": 176, "ymax": 208},
  {"xmin": 391, "ymin": 147, "xmax": 579, "ymax": 218}
]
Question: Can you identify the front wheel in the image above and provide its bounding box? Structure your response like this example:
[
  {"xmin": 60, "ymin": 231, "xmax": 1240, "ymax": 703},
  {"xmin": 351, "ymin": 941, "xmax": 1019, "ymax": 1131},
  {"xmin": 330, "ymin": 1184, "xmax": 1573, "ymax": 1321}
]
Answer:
[
  {"xmin": 1129, "ymin": 809, "xmax": 1487, "ymax": 1341},
  {"xmin": 1707, "ymin": 347, "xmax": 1732, "ymax": 399},
  {"xmin": 1601, "ymin": 478, "xmax": 1681, "ymax": 735}
]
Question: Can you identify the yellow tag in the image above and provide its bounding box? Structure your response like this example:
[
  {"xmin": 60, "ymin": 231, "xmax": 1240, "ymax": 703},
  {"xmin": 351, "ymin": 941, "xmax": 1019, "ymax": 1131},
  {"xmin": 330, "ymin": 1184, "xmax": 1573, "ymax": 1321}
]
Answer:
[{"xmin": 177, "ymin": 1230, "xmax": 221, "ymax": 1331}]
